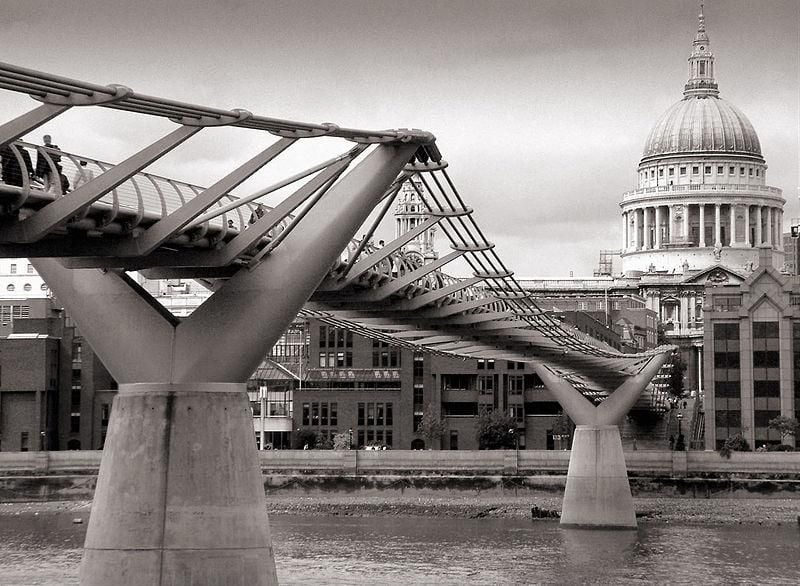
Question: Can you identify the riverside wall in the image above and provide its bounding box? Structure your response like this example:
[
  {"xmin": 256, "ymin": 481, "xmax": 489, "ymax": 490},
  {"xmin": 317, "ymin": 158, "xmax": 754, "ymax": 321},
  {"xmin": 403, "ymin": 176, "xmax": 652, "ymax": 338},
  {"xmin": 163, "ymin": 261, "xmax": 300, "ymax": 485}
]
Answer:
[{"xmin": 1, "ymin": 450, "xmax": 799, "ymax": 502}]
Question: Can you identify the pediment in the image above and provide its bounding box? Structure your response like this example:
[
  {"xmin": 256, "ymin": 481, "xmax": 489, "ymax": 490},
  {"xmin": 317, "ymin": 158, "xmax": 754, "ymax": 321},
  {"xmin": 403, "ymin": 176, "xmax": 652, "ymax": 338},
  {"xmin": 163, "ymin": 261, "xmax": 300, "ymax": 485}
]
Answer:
[{"xmin": 683, "ymin": 265, "xmax": 746, "ymax": 286}]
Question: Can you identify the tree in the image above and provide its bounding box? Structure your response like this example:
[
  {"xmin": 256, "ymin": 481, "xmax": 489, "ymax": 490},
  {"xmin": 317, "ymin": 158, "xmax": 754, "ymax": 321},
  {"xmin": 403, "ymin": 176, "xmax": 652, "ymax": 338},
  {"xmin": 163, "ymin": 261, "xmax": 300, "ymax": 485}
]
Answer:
[
  {"xmin": 551, "ymin": 411, "xmax": 574, "ymax": 450},
  {"xmin": 719, "ymin": 433, "xmax": 750, "ymax": 458},
  {"xmin": 768, "ymin": 416, "xmax": 799, "ymax": 444},
  {"xmin": 294, "ymin": 428, "xmax": 318, "ymax": 449},
  {"xmin": 417, "ymin": 403, "xmax": 447, "ymax": 447},
  {"xmin": 475, "ymin": 408, "xmax": 517, "ymax": 450},
  {"xmin": 667, "ymin": 350, "xmax": 686, "ymax": 399},
  {"xmin": 333, "ymin": 432, "xmax": 351, "ymax": 450}
]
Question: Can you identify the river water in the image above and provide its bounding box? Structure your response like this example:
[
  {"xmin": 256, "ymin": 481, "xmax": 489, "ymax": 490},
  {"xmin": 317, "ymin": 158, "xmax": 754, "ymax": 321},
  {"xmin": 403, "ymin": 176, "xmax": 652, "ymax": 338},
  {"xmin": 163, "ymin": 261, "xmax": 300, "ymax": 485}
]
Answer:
[{"xmin": 1, "ymin": 510, "xmax": 799, "ymax": 585}]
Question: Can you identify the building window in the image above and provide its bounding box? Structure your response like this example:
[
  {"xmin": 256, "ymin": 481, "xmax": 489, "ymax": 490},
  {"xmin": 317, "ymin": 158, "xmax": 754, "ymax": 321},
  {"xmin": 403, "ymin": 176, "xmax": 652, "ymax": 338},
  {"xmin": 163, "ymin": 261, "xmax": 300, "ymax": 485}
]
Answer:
[
  {"xmin": 9, "ymin": 264, "xmax": 16, "ymax": 274},
  {"xmin": 668, "ymin": 167, "xmax": 674, "ymax": 176},
  {"xmin": 704, "ymin": 165, "xmax": 711, "ymax": 174},
  {"xmin": 477, "ymin": 359, "xmax": 495, "ymax": 370},
  {"xmin": 650, "ymin": 169, "xmax": 655, "ymax": 178},
  {"xmin": 23, "ymin": 283, "xmax": 31, "ymax": 292},
  {"xmin": 749, "ymin": 168, "xmax": 753, "ymax": 176},
  {"xmin": 302, "ymin": 403, "xmax": 310, "ymax": 425},
  {"xmin": 40, "ymin": 283, "xmax": 48, "ymax": 291},
  {"xmin": 658, "ymin": 168, "xmax": 663, "ymax": 177},
  {"xmin": 680, "ymin": 167, "xmax": 686, "ymax": 175},
  {"xmin": 20, "ymin": 432, "xmax": 29, "ymax": 452},
  {"xmin": 372, "ymin": 340, "xmax": 400, "ymax": 368},
  {"xmin": 756, "ymin": 169, "xmax": 760, "ymax": 177},
  {"xmin": 70, "ymin": 413, "xmax": 81, "ymax": 433},
  {"xmin": 729, "ymin": 166, "xmax": 735, "ymax": 174},
  {"xmin": 6, "ymin": 284, "xmax": 13, "ymax": 292},
  {"xmin": 740, "ymin": 167, "xmax": 745, "ymax": 175},
  {"xmin": 692, "ymin": 166, "xmax": 699, "ymax": 175},
  {"xmin": 508, "ymin": 375, "xmax": 524, "ymax": 395},
  {"xmin": 717, "ymin": 165, "xmax": 723, "ymax": 174}
]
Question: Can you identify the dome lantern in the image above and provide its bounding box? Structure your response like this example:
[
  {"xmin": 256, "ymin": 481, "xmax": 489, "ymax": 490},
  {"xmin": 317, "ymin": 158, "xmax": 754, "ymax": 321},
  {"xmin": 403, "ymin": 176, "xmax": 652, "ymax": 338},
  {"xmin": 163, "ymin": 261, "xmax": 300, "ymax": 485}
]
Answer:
[{"xmin": 685, "ymin": 4, "xmax": 719, "ymax": 98}]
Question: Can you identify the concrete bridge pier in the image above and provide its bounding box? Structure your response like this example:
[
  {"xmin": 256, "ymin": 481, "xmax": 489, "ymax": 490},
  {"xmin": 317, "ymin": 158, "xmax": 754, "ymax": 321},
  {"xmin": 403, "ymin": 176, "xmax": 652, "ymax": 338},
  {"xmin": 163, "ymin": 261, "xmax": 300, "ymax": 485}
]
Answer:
[
  {"xmin": 81, "ymin": 383, "xmax": 276, "ymax": 586},
  {"xmin": 31, "ymin": 142, "xmax": 418, "ymax": 585},
  {"xmin": 533, "ymin": 353, "xmax": 669, "ymax": 528}
]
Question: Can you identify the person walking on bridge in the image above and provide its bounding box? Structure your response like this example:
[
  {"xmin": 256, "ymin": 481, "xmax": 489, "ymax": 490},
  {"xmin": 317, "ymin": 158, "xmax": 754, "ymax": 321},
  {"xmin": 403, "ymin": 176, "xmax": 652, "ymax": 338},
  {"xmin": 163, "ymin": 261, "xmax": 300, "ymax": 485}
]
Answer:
[{"xmin": 34, "ymin": 134, "xmax": 62, "ymax": 192}]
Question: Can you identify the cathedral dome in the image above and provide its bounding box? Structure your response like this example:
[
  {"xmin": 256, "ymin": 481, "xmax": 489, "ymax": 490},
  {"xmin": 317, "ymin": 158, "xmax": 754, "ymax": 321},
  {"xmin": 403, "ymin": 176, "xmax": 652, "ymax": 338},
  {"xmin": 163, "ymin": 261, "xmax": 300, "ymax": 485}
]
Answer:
[{"xmin": 642, "ymin": 95, "xmax": 762, "ymax": 160}]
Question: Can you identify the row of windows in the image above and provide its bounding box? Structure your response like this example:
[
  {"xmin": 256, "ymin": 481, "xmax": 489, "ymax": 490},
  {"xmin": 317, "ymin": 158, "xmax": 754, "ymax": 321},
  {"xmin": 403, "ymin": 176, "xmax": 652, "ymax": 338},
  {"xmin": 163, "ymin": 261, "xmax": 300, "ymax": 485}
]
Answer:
[
  {"xmin": 643, "ymin": 165, "xmax": 761, "ymax": 179},
  {"xmin": 319, "ymin": 325, "xmax": 352, "ymax": 348},
  {"xmin": 319, "ymin": 351, "xmax": 353, "ymax": 368},
  {"xmin": 303, "ymin": 381, "xmax": 402, "ymax": 391},
  {"xmin": 301, "ymin": 402, "xmax": 338, "ymax": 427},
  {"xmin": 5, "ymin": 283, "xmax": 46, "ymax": 292},
  {"xmin": 357, "ymin": 428, "xmax": 392, "ymax": 447},
  {"xmin": 6, "ymin": 263, "xmax": 35, "ymax": 274},
  {"xmin": 357, "ymin": 402, "xmax": 393, "ymax": 427},
  {"xmin": 0, "ymin": 304, "xmax": 31, "ymax": 319},
  {"xmin": 373, "ymin": 340, "xmax": 401, "ymax": 368}
]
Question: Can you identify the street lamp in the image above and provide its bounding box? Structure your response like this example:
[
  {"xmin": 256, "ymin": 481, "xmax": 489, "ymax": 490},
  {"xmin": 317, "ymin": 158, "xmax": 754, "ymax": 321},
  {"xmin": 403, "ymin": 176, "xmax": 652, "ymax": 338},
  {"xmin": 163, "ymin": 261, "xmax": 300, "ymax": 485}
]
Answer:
[{"xmin": 676, "ymin": 412, "xmax": 683, "ymax": 437}]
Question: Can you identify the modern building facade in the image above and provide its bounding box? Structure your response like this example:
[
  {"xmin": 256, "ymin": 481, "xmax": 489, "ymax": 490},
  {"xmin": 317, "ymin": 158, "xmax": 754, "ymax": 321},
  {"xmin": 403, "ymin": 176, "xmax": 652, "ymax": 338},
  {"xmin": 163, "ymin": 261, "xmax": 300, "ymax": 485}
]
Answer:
[{"xmin": 704, "ymin": 247, "xmax": 799, "ymax": 450}]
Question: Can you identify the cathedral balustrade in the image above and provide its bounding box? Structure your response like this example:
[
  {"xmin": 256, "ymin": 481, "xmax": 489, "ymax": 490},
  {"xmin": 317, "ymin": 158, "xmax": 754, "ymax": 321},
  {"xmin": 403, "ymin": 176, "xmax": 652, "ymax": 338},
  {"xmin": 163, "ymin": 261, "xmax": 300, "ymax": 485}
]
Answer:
[{"xmin": 622, "ymin": 182, "xmax": 782, "ymax": 201}]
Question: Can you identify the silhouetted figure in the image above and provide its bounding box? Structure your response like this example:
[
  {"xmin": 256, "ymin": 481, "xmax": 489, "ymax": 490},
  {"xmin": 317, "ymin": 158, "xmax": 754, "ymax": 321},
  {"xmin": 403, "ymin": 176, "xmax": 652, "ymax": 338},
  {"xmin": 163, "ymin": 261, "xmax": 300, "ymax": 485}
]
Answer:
[
  {"xmin": 669, "ymin": 434, "xmax": 675, "ymax": 451},
  {"xmin": 1, "ymin": 143, "xmax": 33, "ymax": 187},
  {"xmin": 35, "ymin": 134, "xmax": 61, "ymax": 190}
]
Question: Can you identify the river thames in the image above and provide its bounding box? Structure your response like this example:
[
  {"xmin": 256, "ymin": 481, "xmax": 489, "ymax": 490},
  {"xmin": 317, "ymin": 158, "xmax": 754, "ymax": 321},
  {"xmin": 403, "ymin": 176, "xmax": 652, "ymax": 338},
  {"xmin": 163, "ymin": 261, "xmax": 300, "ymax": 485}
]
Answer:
[{"xmin": 1, "ymin": 508, "xmax": 799, "ymax": 585}]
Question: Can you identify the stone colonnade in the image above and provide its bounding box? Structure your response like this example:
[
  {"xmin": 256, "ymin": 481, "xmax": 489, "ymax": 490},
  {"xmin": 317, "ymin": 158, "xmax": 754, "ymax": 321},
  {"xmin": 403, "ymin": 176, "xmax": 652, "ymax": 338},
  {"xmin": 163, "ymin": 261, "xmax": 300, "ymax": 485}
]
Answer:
[{"xmin": 622, "ymin": 202, "xmax": 782, "ymax": 252}]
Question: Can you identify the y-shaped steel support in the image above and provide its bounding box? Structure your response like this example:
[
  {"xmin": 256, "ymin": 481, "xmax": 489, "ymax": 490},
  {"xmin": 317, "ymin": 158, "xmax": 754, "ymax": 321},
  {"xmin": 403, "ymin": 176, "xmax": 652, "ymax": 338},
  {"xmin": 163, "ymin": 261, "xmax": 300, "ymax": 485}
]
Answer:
[
  {"xmin": 532, "ymin": 353, "xmax": 669, "ymax": 528},
  {"xmin": 32, "ymin": 142, "xmax": 417, "ymax": 586}
]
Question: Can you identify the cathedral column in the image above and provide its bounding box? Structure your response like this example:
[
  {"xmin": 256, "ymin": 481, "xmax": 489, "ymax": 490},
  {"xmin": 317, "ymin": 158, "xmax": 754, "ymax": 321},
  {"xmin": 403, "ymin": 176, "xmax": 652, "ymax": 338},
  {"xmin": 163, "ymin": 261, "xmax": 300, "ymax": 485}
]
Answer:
[
  {"xmin": 654, "ymin": 206, "xmax": 662, "ymax": 249},
  {"xmin": 778, "ymin": 212, "xmax": 783, "ymax": 250},
  {"xmin": 744, "ymin": 205, "xmax": 751, "ymax": 247},
  {"xmin": 698, "ymin": 204, "xmax": 706, "ymax": 247},
  {"xmin": 643, "ymin": 207, "xmax": 651, "ymax": 249},
  {"xmin": 668, "ymin": 205, "xmax": 675, "ymax": 244},
  {"xmin": 621, "ymin": 212, "xmax": 627, "ymax": 251},
  {"xmin": 766, "ymin": 207, "xmax": 773, "ymax": 246},
  {"xmin": 632, "ymin": 208, "xmax": 640, "ymax": 250},
  {"xmin": 756, "ymin": 206, "xmax": 763, "ymax": 245},
  {"xmin": 682, "ymin": 204, "xmax": 689, "ymax": 244},
  {"xmin": 714, "ymin": 203, "xmax": 721, "ymax": 247},
  {"xmin": 729, "ymin": 204, "xmax": 736, "ymax": 246}
]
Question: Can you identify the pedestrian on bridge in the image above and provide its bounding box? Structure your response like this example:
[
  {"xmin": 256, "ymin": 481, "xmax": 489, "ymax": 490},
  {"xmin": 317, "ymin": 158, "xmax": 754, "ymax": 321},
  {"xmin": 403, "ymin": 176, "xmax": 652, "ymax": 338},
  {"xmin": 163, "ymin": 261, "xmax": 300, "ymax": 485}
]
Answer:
[
  {"xmin": 1, "ymin": 143, "xmax": 33, "ymax": 187},
  {"xmin": 35, "ymin": 134, "xmax": 62, "ymax": 192}
]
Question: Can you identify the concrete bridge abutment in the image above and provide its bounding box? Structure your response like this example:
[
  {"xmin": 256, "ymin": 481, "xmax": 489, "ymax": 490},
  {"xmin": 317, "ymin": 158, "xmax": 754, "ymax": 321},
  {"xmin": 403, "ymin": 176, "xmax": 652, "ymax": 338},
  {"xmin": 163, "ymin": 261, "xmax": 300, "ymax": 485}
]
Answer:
[{"xmin": 81, "ymin": 383, "xmax": 277, "ymax": 586}]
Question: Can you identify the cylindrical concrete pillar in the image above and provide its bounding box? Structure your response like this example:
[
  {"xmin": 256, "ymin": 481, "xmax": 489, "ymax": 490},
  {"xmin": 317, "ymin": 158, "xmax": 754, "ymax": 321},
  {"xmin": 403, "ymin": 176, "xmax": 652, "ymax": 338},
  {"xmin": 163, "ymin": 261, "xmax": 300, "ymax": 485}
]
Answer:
[
  {"xmin": 632, "ymin": 208, "xmax": 640, "ymax": 250},
  {"xmin": 729, "ymin": 204, "xmax": 736, "ymax": 246},
  {"xmin": 81, "ymin": 383, "xmax": 278, "ymax": 586},
  {"xmin": 643, "ymin": 207, "xmax": 650, "ymax": 249},
  {"xmin": 744, "ymin": 205, "xmax": 751, "ymax": 246},
  {"xmin": 715, "ymin": 203, "xmax": 721, "ymax": 247}
]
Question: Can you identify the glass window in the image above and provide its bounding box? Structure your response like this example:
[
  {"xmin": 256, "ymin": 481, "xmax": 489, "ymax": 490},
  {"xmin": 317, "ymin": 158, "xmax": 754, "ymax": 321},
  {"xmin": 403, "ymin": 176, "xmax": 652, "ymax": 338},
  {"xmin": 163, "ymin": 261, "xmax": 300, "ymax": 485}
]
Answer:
[
  {"xmin": 26, "ymin": 264, "xmax": 33, "ymax": 274},
  {"xmin": 385, "ymin": 430, "xmax": 393, "ymax": 447},
  {"xmin": 692, "ymin": 166, "xmax": 699, "ymax": 174},
  {"xmin": 321, "ymin": 403, "xmax": 328, "ymax": 426},
  {"xmin": 9, "ymin": 264, "xmax": 16, "ymax": 274},
  {"xmin": 680, "ymin": 167, "xmax": 686, "ymax": 175},
  {"xmin": 668, "ymin": 167, "xmax": 674, "ymax": 176},
  {"xmin": 729, "ymin": 166, "xmax": 735, "ymax": 174},
  {"xmin": 386, "ymin": 403, "xmax": 393, "ymax": 426},
  {"xmin": 704, "ymin": 165, "xmax": 711, "ymax": 174},
  {"xmin": 311, "ymin": 403, "xmax": 319, "ymax": 424},
  {"xmin": 367, "ymin": 403, "xmax": 375, "ymax": 426},
  {"xmin": 319, "ymin": 325, "xmax": 326, "ymax": 347},
  {"xmin": 330, "ymin": 403, "xmax": 337, "ymax": 426},
  {"xmin": 717, "ymin": 166, "xmax": 723, "ymax": 174},
  {"xmin": 6, "ymin": 284, "xmax": 14, "ymax": 292},
  {"xmin": 23, "ymin": 283, "xmax": 31, "ymax": 292},
  {"xmin": 376, "ymin": 403, "xmax": 384, "ymax": 426},
  {"xmin": 357, "ymin": 403, "xmax": 365, "ymax": 426},
  {"xmin": 319, "ymin": 352, "xmax": 327, "ymax": 368}
]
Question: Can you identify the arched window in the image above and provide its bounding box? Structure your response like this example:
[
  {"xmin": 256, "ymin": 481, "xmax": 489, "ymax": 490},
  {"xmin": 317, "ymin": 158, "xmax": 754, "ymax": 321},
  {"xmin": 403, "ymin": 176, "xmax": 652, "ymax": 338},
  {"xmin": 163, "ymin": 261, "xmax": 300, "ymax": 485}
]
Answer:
[
  {"xmin": 23, "ymin": 283, "xmax": 31, "ymax": 292},
  {"xmin": 6, "ymin": 284, "xmax": 14, "ymax": 292}
]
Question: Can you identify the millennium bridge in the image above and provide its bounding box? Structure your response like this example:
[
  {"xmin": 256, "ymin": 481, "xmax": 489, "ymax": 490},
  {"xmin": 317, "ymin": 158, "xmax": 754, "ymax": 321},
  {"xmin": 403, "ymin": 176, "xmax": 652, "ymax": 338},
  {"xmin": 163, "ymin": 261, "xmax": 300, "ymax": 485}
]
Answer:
[{"xmin": 0, "ymin": 61, "xmax": 672, "ymax": 585}]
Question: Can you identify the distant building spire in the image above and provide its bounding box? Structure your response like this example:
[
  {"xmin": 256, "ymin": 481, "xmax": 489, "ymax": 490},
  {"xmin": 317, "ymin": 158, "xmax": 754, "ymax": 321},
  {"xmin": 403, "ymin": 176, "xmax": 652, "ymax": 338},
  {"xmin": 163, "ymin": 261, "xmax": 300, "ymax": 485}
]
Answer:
[{"xmin": 684, "ymin": 2, "xmax": 719, "ymax": 98}]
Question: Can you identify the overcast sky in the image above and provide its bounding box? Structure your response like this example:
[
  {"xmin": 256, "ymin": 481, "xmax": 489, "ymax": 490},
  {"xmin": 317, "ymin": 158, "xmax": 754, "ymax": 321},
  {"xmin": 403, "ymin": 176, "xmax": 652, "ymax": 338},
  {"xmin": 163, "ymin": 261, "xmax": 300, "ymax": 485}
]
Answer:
[{"xmin": 1, "ymin": 0, "xmax": 797, "ymax": 277}]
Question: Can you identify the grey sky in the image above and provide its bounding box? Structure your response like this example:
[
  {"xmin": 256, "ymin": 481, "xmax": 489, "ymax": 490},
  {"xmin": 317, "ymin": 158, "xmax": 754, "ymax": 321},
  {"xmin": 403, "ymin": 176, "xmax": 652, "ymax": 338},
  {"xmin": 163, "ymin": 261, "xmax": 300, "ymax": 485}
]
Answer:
[{"xmin": 1, "ymin": 0, "xmax": 797, "ymax": 276}]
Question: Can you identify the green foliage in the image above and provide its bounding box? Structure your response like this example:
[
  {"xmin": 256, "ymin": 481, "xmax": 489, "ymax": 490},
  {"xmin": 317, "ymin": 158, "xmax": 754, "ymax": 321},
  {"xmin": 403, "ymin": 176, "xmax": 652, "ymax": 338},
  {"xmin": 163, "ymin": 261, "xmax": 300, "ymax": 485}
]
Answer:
[
  {"xmin": 417, "ymin": 403, "xmax": 448, "ymax": 446},
  {"xmin": 767, "ymin": 416, "xmax": 799, "ymax": 442},
  {"xmin": 316, "ymin": 435, "xmax": 334, "ymax": 450},
  {"xmin": 332, "ymin": 432, "xmax": 351, "ymax": 450},
  {"xmin": 475, "ymin": 408, "xmax": 517, "ymax": 450},
  {"xmin": 719, "ymin": 433, "xmax": 750, "ymax": 458}
]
